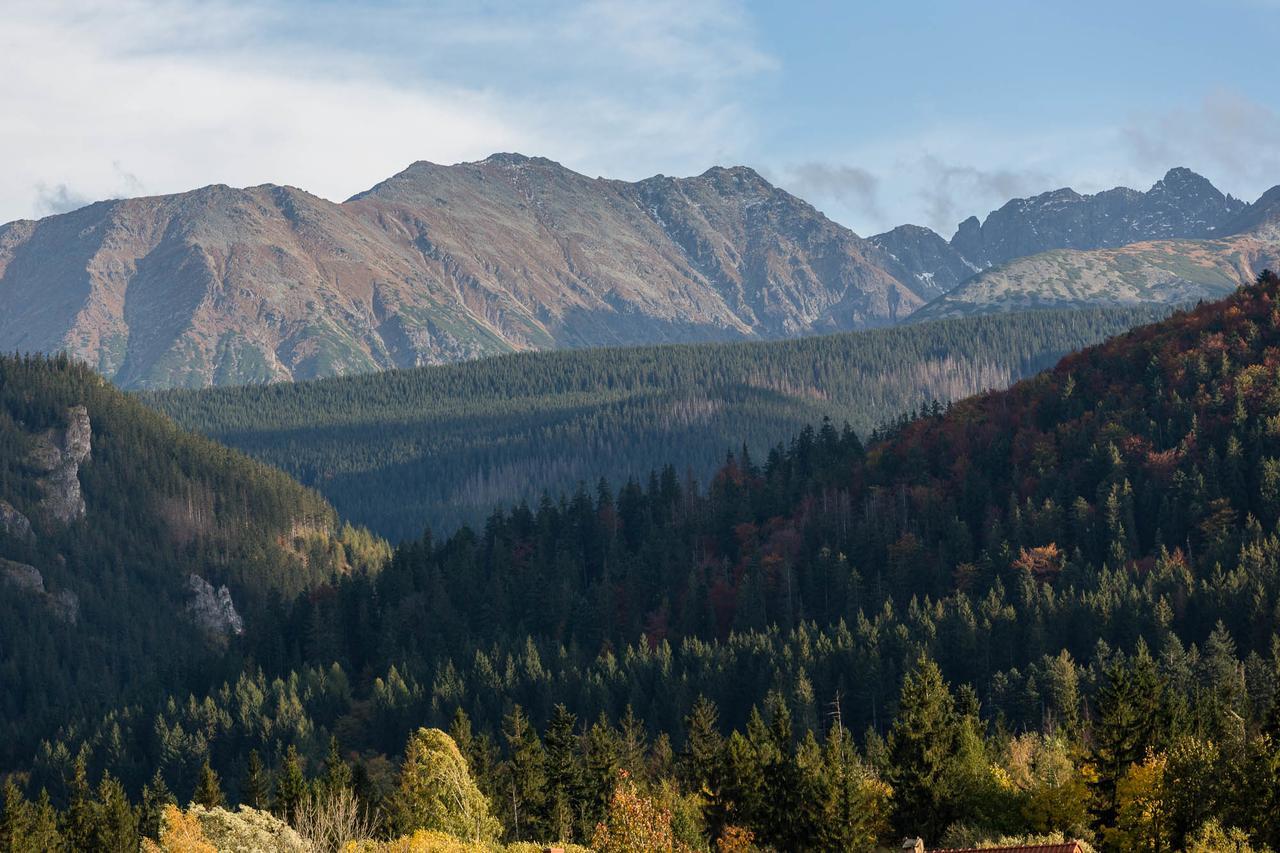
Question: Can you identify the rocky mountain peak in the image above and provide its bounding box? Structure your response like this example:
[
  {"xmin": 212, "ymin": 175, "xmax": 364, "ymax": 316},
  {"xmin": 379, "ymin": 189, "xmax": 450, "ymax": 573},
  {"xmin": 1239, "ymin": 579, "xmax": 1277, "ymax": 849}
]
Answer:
[
  {"xmin": 869, "ymin": 223, "xmax": 980, "ymax": 298},
  {"xmin": 1155, "ymin": 166, "xmax": 1216, "ymax": 193},
  {"xmin": 1225, "ymin": 184, "xmax": 1280, "ymax": 237},
  {"xmin": 947, "ymin": 167, "xmax": 1247, "ymax": 268},
  {"xmin": 478, "ymin": 152, "xmax": 562, "ymax": 169}
]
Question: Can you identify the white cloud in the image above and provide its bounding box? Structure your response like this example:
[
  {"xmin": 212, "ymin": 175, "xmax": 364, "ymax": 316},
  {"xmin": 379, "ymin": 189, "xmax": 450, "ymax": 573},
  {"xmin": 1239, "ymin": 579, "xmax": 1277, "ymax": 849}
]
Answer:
[
  {"xmin": 0, "ymin": 0, "xmax": 773, "ymax": 223},
  {"xmin": 1122, "ymin": 90, "xmax": 1280, "ymax": 201}
]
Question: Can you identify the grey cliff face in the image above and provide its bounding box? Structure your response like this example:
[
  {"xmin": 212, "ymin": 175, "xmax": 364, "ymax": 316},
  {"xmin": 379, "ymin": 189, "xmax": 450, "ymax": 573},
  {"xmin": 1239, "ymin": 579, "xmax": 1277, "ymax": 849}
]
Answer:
[
  {"xmin": 0, "ymin": 500, "xmax": 33, "ymax": 541},
  {"xmin": 948, "ymin": 168, "xmax": 1246, "ymax": 269},
  {"xmin": 187, "ymin": 574, "xmax": 245, "ymax": 639},
  {"xmin": 30, "ymin": 405, "xmax": 91, "ymax": 525},
  {"xmin": 869, "ymin": 224, "xmax": 980, "ymax": 298}
]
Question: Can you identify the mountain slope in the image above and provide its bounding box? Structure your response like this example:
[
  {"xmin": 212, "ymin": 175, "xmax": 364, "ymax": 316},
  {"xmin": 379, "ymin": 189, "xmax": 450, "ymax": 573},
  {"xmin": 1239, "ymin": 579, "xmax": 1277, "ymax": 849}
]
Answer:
[
  {"xmin": 950, "ymin": 166, "xmax": 1245, "ymax": 268},
  {"xmin": 913, "ymin": 204, "xmax": 1280, "ymax": 320},
  {"xmin": 869, "ymin": 167, "xmax": 1251, "ymax": 293},
  {"xmin": 0, "ymin": 156, "xmax": 922, "ymax": 389},
  {"xmin": 0, "ymin": 354, "xmax": 385, "ymax": 762},
  {"xmin": 15, "ymin": 278, "xmax": 1280, "ymax": 853},
  {"xmin": 147, "ymin": 305, "xmax": 1168, "ymax": 540},
  {"xmin": 868, "ymin": 223, "xmax": 980, "ymax": 297}
]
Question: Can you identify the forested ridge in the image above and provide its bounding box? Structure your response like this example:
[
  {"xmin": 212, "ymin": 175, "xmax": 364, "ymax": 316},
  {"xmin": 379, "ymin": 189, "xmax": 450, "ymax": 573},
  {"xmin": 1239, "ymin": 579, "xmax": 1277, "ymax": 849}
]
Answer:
[
  {"xmin": 148, "ymin": 305, "xmax": 1170, "ymax": 540},
  {"xmin": 0, "ymin": 355, "xmax": 386, "ymax": 769},
  {"xmin": 4, "ymin": 277, "xmax": 1280, "ymax": 851}
]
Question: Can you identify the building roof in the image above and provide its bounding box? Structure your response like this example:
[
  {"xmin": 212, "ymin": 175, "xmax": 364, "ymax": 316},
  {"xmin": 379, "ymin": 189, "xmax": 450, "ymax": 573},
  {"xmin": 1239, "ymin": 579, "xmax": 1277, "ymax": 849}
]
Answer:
[{"xmin": 928, "ymin": 844, "xmax": 1082, "ymax": 853}]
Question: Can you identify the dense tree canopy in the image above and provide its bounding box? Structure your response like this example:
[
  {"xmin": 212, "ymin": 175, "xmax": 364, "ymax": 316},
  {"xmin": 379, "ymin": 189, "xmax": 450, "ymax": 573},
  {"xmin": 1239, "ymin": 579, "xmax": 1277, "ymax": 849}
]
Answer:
[
  {"xmin": 148, "ymin": 306, "xmax": 1168, "ymax": 539},
  {"xmin": 5, "ymin": 278, "xmax": 1280, "ymax": 850}
]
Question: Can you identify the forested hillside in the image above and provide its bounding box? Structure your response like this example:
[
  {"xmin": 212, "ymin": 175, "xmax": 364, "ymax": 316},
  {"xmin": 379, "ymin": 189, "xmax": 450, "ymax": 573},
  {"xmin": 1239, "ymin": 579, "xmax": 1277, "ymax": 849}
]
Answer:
[
  {"xmin": 149, "ymin": 306, "xmax": 1169, "ymax": 540},
  {"xmin": 10, "ymin": 276, "xmax": 1280, "ymax": 852},
  {"xmin": 0, "ymin": 355, "xmax": 387, "ymax": 767}
]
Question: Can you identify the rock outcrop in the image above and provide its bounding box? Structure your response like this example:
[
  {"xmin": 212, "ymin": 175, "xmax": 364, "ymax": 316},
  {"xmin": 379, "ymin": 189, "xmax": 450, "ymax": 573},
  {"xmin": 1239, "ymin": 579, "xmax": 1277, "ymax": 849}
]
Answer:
[
  {"xmin": 949, "ymin": 167, "xmax": 1245, "ymax": 270},
  {"xmin": 186, "ymin": 574, "xmax": 245, "ymax": 638},
  {"xmin": 0, "ymin": 500, "xmax": 33, "ymax": 541},
  {"xmin": 869, "ymin": 224, "xmax": 980, "ymax": 298},
  {"xmin": 864, "ymin": 169, "xmax": 1257, "ymax": 308},
  {"xmin": 1, "ymin": 557, "xmax": 79, "ymax": 624},
  {"xmin": 30, "ymin": 405, "xmax": 91, "ymax": 524}
]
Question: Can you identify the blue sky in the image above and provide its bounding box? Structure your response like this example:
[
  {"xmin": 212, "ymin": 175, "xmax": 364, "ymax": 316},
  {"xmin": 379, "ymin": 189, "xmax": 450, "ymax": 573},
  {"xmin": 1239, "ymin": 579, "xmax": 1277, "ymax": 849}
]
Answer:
[{"xmin": 3, "ymin": 0, "xmax": 1279, "ymax": 236}]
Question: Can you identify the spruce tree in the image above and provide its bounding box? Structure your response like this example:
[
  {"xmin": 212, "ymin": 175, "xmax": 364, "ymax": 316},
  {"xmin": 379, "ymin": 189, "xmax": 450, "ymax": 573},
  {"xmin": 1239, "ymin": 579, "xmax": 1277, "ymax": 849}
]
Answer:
[
  {"xmin": 193, "ymin": 759, "xmax": 225, "ymax": 809},
  {"xmin": 139, "ymin": 769, "xmax": 175, "ymax": 840},
  {"xmin": 581, "ymin": 714, "xmax": 620, "ymax": 835},
  {"xmin": 1091, "ymin": 657, "xmax": 1144, "ymax": 828},
  {"xmin": 321, "ymin": 735, "xmax": 353, "ymax": 795},
  {"xmin": 0, "ymin": 779, "xmax": 31, "ymax": 851},
  {"xmin": 241, "ymin": 750, "xmax": 270, "ymax": 811},
  {"xmin": 25, "ymin": 791, "xmax": 61, "ymax": 853},
  {"xmin": 543, "ymin": 703, "xmax": 583, "ymax": 842},
  {"xmin": 681, "ymin": 696, "xmax": 724, "ymax": 793},
  {"xmin": 886, "ymin": 654, "xmax": 959, "ymax": 841},
  {"xmin": 617, "ymin": 705, "xmax": 648, "ymax": 780},
  {"xmin": 501, "ymin": 704, "xmax": 547, "ymax": 841},
  {"xmin": 63, "ymin": 752, "xmax": 97, "ymax": 852},
  {"xmin": 94, "ymin": 775, "xmax": 139, "ymax": 851},
  {"xmin": 273, "ymin": 745, "xmax": 308, "ymax": 823}
]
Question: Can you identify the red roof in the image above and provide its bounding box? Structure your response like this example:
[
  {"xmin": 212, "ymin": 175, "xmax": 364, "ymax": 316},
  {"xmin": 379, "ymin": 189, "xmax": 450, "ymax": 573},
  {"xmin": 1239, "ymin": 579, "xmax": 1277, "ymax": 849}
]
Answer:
[{"xmin": 931, "ymin": 840, "xmax": 1080, "ymax": 845}]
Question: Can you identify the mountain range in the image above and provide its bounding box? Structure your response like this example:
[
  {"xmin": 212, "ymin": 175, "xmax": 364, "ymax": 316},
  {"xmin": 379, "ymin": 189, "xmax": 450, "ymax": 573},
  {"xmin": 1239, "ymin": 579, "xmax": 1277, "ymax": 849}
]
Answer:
[{"xmin": 1, "ymin": 156, "xmax": 1277, "ymax": 388}]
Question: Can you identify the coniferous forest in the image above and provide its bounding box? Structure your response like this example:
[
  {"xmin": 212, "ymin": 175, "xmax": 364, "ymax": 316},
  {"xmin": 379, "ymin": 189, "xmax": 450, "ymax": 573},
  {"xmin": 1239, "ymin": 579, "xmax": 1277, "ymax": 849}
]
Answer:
[
  {"xmin": 147, "ymin": 306, "xmax": 1169, "ymax": 540},
  {"xmin": 2, "ymin": 277, "xmax": 1280, "ymax": 851}
]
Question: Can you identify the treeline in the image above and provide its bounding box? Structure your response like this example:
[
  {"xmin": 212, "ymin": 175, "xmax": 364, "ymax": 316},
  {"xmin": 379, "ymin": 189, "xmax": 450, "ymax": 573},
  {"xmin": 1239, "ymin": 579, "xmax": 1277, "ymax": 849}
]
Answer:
[
  {"xmin": 146, "ymin": 306, "xmax": 1170, "ymax": 540},
  {"xmin": 10, "ymin": 641, "xmax": 1277, "ymax": 850}
]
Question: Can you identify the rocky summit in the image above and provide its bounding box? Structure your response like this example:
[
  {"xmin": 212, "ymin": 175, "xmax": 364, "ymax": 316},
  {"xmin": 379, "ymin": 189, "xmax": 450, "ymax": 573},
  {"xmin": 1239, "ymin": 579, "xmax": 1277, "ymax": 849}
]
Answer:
[
  {"xmin": 0, "ymin": 155, "xmax": 923, "ymax": 389},
  {"xmin": 1, "ymin": 158, "xmax": 1275, "ymax": 389}
]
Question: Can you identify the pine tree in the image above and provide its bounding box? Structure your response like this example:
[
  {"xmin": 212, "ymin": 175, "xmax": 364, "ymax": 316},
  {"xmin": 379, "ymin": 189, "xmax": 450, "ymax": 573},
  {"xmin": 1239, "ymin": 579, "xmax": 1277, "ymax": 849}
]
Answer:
[{"xmin": 193, "ymin": 759, "xmax": 225, "ymax": 809}]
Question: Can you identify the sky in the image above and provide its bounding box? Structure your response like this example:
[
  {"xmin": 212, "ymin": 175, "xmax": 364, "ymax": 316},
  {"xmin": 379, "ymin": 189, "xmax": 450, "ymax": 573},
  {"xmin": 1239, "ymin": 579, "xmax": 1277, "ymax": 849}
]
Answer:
[{"xmin": 3, "ymin": 0, "xmax": 1280, "ymax": 237}]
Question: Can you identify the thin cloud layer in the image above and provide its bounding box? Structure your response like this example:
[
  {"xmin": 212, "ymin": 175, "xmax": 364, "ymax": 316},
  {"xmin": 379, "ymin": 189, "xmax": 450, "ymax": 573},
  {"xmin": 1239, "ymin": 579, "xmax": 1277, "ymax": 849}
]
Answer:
[
  {"xmin": 1124, "ymin": 91, "xmax": 1280, "ymax": 200},
  {"xmin": 0, "ymin": 0, "xmax": 772, "ymax": 224},
  {"xmin": 2, "ymin": 1, "xmax": 1276, "ymax": 236}
]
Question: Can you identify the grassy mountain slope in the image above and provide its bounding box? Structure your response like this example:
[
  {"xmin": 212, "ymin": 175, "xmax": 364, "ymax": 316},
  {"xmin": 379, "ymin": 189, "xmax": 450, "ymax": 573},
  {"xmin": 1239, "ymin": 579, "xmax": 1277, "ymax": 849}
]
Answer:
[
  {"xmin": 148, "ymin": 306, "xmax": 1169, "ymax": 540},
  {"xmin": 916, "ymin": 190, "xmax": 1280, "ymax": 320},
  {"xmin": 914, "ymin": 214, "xmax": 1280, "ymax": 321}
]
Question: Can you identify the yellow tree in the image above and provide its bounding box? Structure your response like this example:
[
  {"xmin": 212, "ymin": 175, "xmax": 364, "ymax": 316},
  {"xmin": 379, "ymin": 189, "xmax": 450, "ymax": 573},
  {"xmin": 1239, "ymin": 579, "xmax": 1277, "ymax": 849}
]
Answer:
[{"xmin": 591, "ymin": 771, "xmax": 691, "ymax": 853}]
